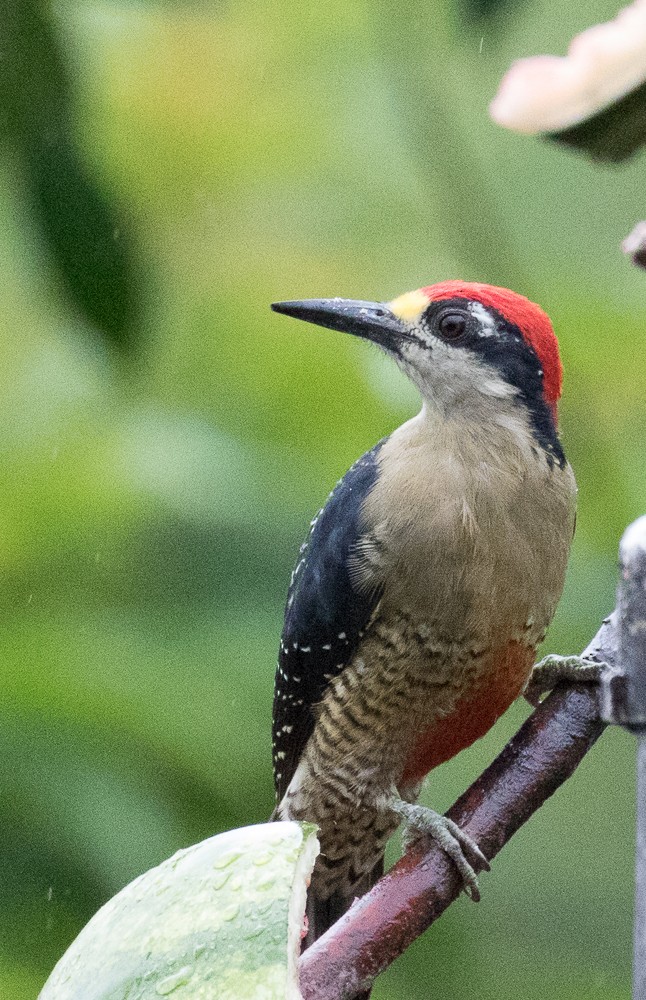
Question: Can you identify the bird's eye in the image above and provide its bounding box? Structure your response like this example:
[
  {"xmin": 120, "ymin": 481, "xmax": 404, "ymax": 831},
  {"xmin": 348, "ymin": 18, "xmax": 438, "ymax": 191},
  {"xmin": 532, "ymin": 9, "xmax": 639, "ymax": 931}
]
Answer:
[{"xmin": 438, "ymin": 312, "xmax": 467, "ymax": 341}]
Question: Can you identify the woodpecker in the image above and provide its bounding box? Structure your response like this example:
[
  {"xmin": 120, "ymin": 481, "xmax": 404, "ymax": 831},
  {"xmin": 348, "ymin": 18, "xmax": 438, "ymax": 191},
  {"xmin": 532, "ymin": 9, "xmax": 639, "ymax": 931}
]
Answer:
[{"xmin": 271, "ymin": 281, "xmax": 588, "ymax": 945}]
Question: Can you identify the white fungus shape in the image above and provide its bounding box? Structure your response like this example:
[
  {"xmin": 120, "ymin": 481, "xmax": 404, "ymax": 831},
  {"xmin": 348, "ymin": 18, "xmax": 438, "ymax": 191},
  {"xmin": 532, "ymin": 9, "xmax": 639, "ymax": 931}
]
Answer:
[{"xmin": 490, "ymin": 0, "xmax": 646, "ymax": 134}]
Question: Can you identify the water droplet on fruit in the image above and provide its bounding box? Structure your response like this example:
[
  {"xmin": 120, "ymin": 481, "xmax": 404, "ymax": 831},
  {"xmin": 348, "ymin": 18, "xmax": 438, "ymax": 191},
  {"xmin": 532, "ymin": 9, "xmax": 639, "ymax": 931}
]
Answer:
[
  {"xmin": 212, "ymin": 851, "xmax": 241, "ymax": 869},
  {"xmin": 211, "ymin": 870, "xmax": 231, "ymax": 890},
  {"xmin": 253, "ymin": 851, "xmax": 271, "ymax": 866},
  {"xmin": 244, "ymin": 924, "xmax": 265, "ymax": 939},
  {"xmin": 155, "ymin": 965, "xmax": 193, "ymax": 995},
  {"xmin": 221, "ymin": 902, "xmax": 239, "ymax": 921}
]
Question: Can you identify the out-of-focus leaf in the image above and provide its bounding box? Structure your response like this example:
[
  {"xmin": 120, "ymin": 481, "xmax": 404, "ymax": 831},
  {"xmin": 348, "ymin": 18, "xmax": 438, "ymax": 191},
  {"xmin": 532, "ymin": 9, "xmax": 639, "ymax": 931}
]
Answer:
[
  {"xmin": 457, "ymin": 0, "xmax": 522, "ymax": 25},
  {"xmin": 549, "ymin": 78, "xmax": 646, "ymax": 162},
  {"xmin": 39, "ymin": 822, "xmax": 318, "ymax": 1000},
  {"xmin": 0, "ymin": 3, "xmax": 139, "ymax": 348},
  {"xmin": 28, "ymin": 141, "xmax": 138, "ymax": 342}
]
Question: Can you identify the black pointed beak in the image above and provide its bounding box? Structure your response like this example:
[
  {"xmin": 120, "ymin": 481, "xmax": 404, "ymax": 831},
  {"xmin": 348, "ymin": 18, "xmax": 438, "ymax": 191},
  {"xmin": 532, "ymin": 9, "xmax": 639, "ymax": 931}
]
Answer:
[{"xmin": 271, "ymin": 298, "xmax": 410, "ymax": 352}]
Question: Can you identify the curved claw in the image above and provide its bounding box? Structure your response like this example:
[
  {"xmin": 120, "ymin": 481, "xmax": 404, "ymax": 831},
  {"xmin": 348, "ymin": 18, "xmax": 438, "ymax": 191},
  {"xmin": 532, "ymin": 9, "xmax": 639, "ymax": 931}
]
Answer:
[
  {"xmin": 525, "ymin": 654, "xmax": 605, "ymax": 706},
  {"xmin": 444, "ymin": 816, "xmax": 491, "ymax": 872},
  {"xmin": 438, "ymin": 817, "xmax": 489, "ymax": 901},
  {"xmin": 393, "ymin": 800, "xmax": 490, "ymax": 902}
]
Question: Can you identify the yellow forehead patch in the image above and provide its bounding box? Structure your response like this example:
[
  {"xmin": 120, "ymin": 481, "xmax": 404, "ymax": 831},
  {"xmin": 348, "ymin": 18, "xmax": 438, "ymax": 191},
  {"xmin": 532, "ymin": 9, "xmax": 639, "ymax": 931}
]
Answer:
[{"xmin": 387, "ymin": 289, "xmax": 429, "ymax": 322}]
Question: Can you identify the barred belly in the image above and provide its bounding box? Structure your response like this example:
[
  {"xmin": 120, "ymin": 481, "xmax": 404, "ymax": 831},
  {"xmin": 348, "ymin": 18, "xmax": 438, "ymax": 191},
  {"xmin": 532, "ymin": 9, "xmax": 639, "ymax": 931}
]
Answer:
[{"xmin": 279, "ymin": 610, "xmax": 536, "ymax": 898}]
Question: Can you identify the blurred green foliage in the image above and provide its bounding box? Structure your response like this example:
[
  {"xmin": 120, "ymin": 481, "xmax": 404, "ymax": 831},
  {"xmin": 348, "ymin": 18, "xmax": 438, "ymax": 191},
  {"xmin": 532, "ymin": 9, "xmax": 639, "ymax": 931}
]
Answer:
[{"xmin": 0, "ymin": 1, "xmax": 644, "ymax": 997}]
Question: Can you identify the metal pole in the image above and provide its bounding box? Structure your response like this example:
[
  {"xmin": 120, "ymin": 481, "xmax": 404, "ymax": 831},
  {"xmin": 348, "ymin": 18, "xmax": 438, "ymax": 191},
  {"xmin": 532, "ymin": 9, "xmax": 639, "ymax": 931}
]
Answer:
[
  {"xmin": 636, "ymin": 738, "xmax": 646, "ymax": 1000},
  {"xmin": 602, "ymin": 515, "xmax": 646, "ymax": 1000}
]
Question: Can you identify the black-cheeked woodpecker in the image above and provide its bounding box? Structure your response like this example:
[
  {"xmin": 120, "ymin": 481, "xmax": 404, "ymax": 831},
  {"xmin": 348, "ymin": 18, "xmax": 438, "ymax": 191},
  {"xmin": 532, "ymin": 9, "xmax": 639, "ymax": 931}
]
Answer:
[{"xmin": 270, "ymin": 281, "xmax": 599, "ymax": 944}]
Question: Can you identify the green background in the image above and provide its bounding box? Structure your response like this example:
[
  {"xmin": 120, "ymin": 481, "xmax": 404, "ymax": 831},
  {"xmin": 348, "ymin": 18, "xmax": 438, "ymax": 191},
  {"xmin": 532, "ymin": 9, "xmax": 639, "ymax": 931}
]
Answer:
[{"xmin": 1, "ymin": 1, "xmax": 643, "ymax": 997}]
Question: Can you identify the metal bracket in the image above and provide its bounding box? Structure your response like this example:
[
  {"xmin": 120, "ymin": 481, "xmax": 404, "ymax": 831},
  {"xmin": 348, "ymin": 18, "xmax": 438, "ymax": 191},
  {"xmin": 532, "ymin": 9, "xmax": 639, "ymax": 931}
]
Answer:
[{"xmin": 598, "ymin": 515, "xmax": 646, "ymax": 999}]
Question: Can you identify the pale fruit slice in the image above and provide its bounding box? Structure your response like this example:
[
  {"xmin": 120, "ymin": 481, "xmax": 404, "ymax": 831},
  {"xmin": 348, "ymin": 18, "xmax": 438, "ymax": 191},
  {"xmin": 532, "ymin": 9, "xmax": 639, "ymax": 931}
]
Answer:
[{"xmin": 39, "ymin": 821, "xmax": 319, "ymax": 1000}]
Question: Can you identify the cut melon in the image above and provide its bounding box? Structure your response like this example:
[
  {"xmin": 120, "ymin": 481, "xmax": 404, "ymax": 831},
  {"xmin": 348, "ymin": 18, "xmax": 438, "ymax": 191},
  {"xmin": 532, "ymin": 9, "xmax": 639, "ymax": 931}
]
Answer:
[{"xmin": 39, "ymin": 821, "xmax": 319, "ymax": 1000}]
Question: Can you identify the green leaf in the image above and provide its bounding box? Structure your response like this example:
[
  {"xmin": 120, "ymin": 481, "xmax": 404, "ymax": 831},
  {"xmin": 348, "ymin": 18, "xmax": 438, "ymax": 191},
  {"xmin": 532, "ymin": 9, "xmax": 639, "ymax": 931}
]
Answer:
[
  {"xmin": 0, "ymin": 3, "xmax": 139, "ymax": 349},
  {"xmin": 38, "ymin": 822, "xmax": 319, "ymax": 1000}
]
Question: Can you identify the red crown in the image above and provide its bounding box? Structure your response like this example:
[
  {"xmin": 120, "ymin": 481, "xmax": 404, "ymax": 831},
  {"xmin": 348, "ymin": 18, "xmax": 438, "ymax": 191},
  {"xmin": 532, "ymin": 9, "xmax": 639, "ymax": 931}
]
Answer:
[{"xmin": 421, "ymin": 281, "xmax": 562, "ymax": 418}]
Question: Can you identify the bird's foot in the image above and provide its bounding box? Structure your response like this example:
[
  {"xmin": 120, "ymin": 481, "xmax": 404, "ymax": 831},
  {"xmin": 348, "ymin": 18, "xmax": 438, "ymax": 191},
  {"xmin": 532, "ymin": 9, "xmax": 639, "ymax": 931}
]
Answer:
[
  {"xmin": 392, "ymin": 799, "xmax": 490, "ymax": 901},
  {"xmin": 525, "ymin": 653, "xmax": 606, "ymax": 708}
]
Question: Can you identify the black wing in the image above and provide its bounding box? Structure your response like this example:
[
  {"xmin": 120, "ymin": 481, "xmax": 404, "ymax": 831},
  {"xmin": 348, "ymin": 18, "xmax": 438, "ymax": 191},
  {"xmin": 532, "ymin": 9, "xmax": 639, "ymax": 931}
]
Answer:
[{"xmin": 272, "ymin": 439, "xmax": 386, "ymax": 803}]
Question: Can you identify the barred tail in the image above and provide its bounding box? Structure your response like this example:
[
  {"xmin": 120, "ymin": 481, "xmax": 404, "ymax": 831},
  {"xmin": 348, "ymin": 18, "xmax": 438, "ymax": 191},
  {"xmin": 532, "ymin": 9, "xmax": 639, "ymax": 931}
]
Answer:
[
  {"xmin": 304, "ymin": 855, "xmax": 384, "ymax": 1000},
  {"xmin": 271, "ymin": 807, "xmax": 384, "ymax": 996},
  {"xmin": 305, "ymin": 862, "xmax": 383, "ymax": 943}
]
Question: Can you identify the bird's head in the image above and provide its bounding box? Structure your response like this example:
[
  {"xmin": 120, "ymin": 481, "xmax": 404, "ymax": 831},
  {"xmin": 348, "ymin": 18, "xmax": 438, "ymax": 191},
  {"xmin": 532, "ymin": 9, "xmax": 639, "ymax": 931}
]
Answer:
[{"xmin": 272, "ymin": 281, "xmax": 563, "ymax": 457}]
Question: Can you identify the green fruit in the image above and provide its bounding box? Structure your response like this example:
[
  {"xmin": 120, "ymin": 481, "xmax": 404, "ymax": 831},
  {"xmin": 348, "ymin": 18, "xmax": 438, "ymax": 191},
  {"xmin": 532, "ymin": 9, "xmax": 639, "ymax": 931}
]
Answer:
[{"xmin": 39, "ymin": 821, "xmax": 319, "ymax": 1000}]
